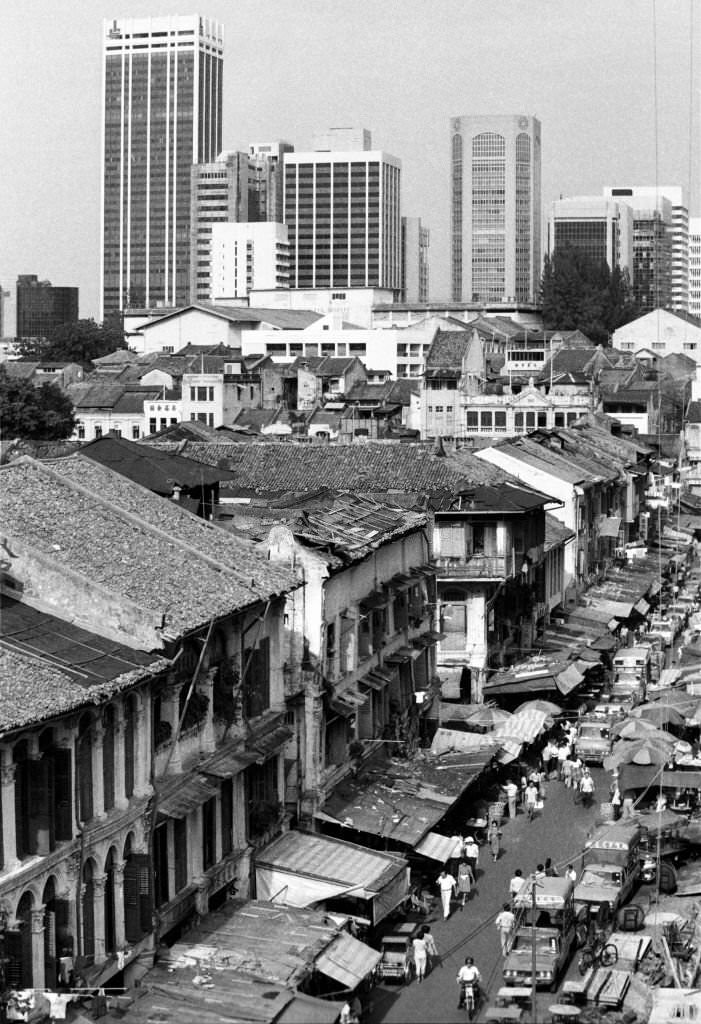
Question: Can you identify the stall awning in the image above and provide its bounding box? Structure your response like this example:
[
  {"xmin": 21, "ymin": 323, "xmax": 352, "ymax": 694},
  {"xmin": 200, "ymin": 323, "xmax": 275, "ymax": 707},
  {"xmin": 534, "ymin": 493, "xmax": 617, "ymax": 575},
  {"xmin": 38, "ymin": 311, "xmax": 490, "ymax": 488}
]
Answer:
[
  {"xmin": 415, "ymin": 831, "xmax": 458, "ymax": 864},
  {"xmin": 158, "ymin": 774, "xmax": 220, "ymax": 819},
  {"xmin": 315, "ymin": 931, "xmax": 381, "ymax": 989},
  {"xmin": 619, "ymin": 766, "xmax": 701, "ymax": 791},
  {"xmin": 599, "ymin": 516, "xmax": 622, "ymax": 538},
  {"xmin": 429, "ymin": 728, "xmax": 495, "ymax": 755},
  {"xmin": 483, "ymin": 673, "xmax": 558, "ymax": 696},
  {"xmin": 555, "ymin": 662, "xmax": 585, "ymax": 696},
  {"xmin": 494, "ymin": 709, "xmax": 549, "ymax": 745},
  {"xmin": 635, "ymin": 598, "xmax": 651, "ymax": 616}
]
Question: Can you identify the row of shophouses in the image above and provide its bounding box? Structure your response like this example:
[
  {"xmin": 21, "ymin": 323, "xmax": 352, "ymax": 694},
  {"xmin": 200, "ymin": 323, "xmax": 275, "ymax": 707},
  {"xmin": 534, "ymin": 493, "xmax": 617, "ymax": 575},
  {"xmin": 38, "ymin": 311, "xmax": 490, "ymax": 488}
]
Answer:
[{"xmin": 0, "ymin": 416, "xmax": 680, "ymax": 995}]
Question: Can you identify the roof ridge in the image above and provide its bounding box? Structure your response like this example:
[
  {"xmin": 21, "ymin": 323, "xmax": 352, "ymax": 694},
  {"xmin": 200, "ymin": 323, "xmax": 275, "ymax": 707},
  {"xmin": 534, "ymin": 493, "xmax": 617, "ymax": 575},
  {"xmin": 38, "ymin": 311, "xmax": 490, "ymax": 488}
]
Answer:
[{"xmin": 8, "ymin": 456, "xmax": 266, "ymax": 598}]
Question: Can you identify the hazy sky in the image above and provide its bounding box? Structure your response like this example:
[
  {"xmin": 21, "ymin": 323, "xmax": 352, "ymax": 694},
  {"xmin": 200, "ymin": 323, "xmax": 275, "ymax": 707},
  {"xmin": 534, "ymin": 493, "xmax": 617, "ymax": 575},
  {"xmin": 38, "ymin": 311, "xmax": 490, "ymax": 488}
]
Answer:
[{"xmin": 2, "ymin": 0, "xmax": 699, "ymax": 325}]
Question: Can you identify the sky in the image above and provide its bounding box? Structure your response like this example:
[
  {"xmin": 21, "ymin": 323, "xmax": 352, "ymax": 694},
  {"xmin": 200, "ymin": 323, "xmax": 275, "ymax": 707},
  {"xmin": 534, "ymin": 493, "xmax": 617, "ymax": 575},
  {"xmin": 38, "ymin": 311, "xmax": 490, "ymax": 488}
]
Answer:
[{"xmin": 1, "ymin": 0, "xmax": 699, "ymax": 326}]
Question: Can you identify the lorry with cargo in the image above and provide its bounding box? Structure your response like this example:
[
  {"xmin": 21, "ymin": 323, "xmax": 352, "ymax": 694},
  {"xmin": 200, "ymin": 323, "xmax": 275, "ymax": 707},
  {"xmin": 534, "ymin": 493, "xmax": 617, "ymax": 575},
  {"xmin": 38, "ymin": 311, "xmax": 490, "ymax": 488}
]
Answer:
[{"xmin": 503, "ymin": 876, "xmax": 579, "ymax": 991}]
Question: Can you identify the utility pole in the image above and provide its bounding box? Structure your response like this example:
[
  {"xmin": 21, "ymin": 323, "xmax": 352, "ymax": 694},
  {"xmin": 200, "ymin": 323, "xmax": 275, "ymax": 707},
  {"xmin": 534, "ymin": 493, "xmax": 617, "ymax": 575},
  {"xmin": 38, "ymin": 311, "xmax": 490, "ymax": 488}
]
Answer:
[{"xmin": 531, "ymin": 874, "xmax": 539, "ymax": 1024}]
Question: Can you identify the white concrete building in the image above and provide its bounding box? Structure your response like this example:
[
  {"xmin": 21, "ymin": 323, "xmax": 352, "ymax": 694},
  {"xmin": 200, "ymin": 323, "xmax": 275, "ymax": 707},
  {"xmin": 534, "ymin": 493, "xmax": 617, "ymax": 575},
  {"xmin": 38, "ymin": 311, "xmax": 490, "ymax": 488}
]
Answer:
[
  {"xmin": 689, "ymin": 217, "xmax": 701, "ymax": 319},
  {"xmin": 210, "ymin": 222, "xmax": 290, "ymax": 301},
  {"xmin": 612, "ymin": 308, "xmax": 701, "ymax": 362}
]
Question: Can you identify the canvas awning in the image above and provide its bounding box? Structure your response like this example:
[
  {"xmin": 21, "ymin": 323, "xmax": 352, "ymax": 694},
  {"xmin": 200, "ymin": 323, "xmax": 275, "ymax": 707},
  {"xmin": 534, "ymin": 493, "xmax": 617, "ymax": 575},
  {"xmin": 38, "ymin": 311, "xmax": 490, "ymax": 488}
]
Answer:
[
  {"xmin": 314, "ymin": 931, "xmax": 381, "ymax": 988},
  {"xmin": 414, "ymin": 831, "xmax": 458, "ymax": 864},
  {"xmin": 429, "ymin": 728, "xmax": 495, "ymax": 755},
  {"xmin": 157, "ymin": 774, "xmax": 220, "ymax": 819},
  {"xmin": 599, "ymin": 516, "xmax": 622, "ymax": 538},
  {"xmin": 494, "ymin": 709, "xmax": 549, "ymax": 745},
  {"xmin": 555, "ymin": 662, "xmax": 585, "ymax": 696},
  {"xmin": 635, "ymin": 598, "xmax": 651, "ymax": 616},
  {"xmin": 483, "ymin": 673, "xmax": 558, "ymax": 696}
]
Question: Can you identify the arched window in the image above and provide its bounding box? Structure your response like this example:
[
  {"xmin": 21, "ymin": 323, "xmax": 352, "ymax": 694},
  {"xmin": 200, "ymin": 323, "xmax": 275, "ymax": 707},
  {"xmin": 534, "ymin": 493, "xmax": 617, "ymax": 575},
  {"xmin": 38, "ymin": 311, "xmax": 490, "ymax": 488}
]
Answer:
[
  {"xmin": 102, "ymin": 706, "xmax": 115, "ymax": 812},
  {"xmin": 10, "ymin": 891, "xmax": 34, "ymax": 989}
]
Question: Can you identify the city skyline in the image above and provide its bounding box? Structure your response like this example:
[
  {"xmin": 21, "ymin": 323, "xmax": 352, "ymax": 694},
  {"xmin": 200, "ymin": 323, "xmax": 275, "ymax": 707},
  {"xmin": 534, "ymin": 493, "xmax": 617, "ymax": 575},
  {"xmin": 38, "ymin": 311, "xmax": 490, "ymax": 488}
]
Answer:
[{"xmin": 2, "ymin": 0, "xmax": 699, "ymax": 324}]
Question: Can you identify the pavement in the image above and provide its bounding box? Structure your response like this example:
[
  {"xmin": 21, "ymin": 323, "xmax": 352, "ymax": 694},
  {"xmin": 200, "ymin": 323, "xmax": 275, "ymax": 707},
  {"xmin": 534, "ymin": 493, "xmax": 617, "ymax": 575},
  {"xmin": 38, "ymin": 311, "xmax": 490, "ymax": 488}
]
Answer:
[{"xmin": 367, "ymin": 767, "xmax": 606, "ymax": 1024}]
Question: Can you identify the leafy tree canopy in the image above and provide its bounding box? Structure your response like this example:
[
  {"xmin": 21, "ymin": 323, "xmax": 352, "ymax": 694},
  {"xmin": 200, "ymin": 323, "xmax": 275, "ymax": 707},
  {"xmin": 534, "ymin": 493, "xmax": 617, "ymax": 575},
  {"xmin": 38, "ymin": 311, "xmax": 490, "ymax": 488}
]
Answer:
[
  {"xmin": 16, "ymin": 315, "xmax": 126, "ymax": 367},
  {"xmin": 540, "ymin": 247, "xmax": 638, "ymax": 344},
  {"xmin": 0, "ymin": 366, "xmax": 76, "ymax": 440}
]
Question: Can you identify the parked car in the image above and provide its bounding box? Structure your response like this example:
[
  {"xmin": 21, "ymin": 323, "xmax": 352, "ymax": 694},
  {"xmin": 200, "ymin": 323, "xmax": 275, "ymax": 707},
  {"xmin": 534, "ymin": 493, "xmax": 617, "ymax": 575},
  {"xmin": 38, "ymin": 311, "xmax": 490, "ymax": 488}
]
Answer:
[
  {"xmin": 574, "ymin": 717, "xmax": 613, "ymax": 765},
  {"xmin": 375, "ymin": 922, "xmax": 420, "ymax": 984}
]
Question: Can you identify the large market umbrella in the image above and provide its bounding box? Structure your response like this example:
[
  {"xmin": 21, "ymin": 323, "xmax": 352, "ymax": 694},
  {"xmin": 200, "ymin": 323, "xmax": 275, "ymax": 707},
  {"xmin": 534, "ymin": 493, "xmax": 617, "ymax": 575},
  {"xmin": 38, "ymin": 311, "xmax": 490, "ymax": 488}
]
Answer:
[
  {"xmin": 631, "ymin": 703, "xmax": 686, "ymax": 728},
  {"xmin": 611, "ymin": 718, "xmax": 671, "ymax": 742},
  {"xmin": 514, "ymin": 699, "xmax": 562, "ymax": 717},
  {"xmin": 603, "ymin": 735, "xmax": 675, "ymax": 772},
  {"xmin": 465, "ymin": 706, "xmax": 513, "ymax": 730}
]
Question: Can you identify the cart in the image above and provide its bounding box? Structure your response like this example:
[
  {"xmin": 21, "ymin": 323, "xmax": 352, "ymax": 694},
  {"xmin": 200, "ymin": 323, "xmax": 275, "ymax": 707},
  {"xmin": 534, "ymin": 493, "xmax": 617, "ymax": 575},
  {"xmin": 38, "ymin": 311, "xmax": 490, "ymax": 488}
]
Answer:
[{"xmin": 375, "ymin": 922, "xmax": 419, "ymax": 984}]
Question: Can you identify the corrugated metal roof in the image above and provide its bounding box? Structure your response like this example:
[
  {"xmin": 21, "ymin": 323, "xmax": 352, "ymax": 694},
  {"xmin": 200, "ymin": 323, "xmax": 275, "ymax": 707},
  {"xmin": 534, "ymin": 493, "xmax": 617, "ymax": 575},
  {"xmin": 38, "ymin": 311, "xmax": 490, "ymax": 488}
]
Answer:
[
  {"xmin": 314, "ymin": 930, "xmax": 381, "ymax": 988},
  {"xmin": 255, "ymin": 830, "xmax": 406, "ymax": 893}
]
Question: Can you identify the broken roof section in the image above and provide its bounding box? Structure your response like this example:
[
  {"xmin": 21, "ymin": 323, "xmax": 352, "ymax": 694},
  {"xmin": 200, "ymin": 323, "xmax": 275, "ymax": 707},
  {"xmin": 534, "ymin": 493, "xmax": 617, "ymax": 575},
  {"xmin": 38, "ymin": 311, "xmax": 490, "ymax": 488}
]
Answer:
[{"xmin": 0, "ymin": 455, "xmax": 299, "ymax": 643}]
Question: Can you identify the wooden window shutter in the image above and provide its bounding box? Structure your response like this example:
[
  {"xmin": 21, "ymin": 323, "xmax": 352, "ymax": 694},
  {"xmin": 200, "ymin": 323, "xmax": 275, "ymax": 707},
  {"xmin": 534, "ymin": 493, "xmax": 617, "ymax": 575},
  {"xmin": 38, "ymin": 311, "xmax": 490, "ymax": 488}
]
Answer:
[{"xmin": 53, "ymin": 748, "xmax": 73, "ymax": 842}]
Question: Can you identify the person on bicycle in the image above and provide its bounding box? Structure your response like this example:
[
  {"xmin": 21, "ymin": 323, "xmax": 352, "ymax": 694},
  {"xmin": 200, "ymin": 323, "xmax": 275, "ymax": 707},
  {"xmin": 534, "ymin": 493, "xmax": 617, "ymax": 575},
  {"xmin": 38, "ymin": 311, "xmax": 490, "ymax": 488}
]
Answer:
[{"xmin": 456, "ymin": 956, "xmax": 481, "ymax": 1009}]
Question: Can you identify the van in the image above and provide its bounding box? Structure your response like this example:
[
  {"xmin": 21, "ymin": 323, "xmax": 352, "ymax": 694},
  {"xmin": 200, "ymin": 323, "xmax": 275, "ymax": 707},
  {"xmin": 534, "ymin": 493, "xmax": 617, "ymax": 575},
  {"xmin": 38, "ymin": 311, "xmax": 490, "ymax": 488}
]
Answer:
[
  {"xmin": 611, "ymin": 645, "xmax": 650, "ymax": 704},
  {"xmin": 574, "ymin": 821, "xmax": 641, "ymax": 919},
  {"xmin": 504, "ymin": 877, "xmax": 579, "ymax": 991},
  {"xmin": 574, "ymin": 717, "xmax": 613, "ymax": 765}
]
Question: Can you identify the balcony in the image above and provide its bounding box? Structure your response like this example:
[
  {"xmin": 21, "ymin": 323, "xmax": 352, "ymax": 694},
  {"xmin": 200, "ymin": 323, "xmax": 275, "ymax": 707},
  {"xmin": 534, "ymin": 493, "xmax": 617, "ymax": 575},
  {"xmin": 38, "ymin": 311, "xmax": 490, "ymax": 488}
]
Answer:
[{"xmin": 434, "ymin": 553, "xmax": 513, "ymax": 580}]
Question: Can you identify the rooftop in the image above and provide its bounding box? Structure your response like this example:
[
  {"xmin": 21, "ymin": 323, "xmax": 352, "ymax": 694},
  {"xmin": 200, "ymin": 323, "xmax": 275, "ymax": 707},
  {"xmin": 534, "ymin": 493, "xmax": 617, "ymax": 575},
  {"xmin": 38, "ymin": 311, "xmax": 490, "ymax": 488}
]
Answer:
[{"xmin": 79, "ymin": 435, "xmax": 237, "ymax": 492}]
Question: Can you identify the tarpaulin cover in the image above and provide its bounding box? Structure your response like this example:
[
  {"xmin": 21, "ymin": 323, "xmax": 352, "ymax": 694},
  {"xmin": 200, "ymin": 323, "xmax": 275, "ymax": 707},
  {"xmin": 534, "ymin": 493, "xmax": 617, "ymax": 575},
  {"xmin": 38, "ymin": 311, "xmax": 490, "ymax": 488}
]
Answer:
[
  {"xmin": 494, "ymin": 709, "xmax": 549, "ymax": 744},
  {"xmin": 599, "ymin": 516, "xmax": 622, "ymax": 538},
  {"xmin": 430, "ymin": 728, "xmax": 494, "ymax": 755},
  {"xmin": 314, "ymin": 931, "xmax": 381, "ymax": 988},
  {"xmin": 555, "ymin": 663, "xmax": 585, "ymax": 695},
  {"xmin": 414, "ymin": 831, "xmax": 457, "ymax": 864}
]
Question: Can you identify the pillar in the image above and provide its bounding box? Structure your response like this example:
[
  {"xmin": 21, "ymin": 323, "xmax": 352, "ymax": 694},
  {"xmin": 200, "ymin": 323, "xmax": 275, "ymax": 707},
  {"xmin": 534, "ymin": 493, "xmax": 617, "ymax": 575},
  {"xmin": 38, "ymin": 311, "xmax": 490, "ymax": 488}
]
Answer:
[
  {"xmin": 134, "ymin": 702, "xmax": 152, "ymax": 798},
  {"xmin": 165, "ymin": 684, "xmax": 183, "ymax": 774},
  {"xmin": 113, "ymin": 861, "xmax": 126, "ymax": 950},
  {"xmin": 200, "ymin": 671, "xmax": 216, "ymax": 755},
  {"xmin": 113, "ymin": 708, "xmax": 128, "ymax": 811},
  {"xmin": 92, "ymin": 873, "xmax": 107, "ymax": 962},
  {"xmin": 92, "ymin": 721, "xmax": 106, "ymax": 819},
  {"xmin": 0, "ymin": 752, "xmax": 20, "ymax": 871},
  {"xmin": 30, "ymin": 906, "xmax": 46, "ymax": 990}
]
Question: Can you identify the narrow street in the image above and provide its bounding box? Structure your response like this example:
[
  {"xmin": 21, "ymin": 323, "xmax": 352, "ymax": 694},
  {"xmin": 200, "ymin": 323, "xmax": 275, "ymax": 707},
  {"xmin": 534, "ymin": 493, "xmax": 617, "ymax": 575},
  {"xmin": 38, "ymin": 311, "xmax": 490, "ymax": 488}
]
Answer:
[{"xmin": 368, "ymin": 768, "xmax": 606, "ymax": 1024}]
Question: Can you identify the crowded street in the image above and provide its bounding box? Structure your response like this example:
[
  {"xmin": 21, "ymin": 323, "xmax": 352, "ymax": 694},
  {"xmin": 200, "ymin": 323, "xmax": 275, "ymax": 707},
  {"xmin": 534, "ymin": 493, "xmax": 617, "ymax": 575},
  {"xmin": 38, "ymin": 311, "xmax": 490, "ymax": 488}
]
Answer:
[{"xmin": 368, "ymin": 766, "xmax": 606, "ymax": 1023}]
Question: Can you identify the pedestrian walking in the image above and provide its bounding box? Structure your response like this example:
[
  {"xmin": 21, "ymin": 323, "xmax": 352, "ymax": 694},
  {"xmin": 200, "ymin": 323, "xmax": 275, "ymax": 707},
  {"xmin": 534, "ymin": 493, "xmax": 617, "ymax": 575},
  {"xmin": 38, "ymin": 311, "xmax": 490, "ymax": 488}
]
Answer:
[
  {"xmin": 524, "ymin": 781, "xmax": 538, "ymax": 821},
  {"xmin": 571, "ymin": 757, "xmax": 584, "ymax": 800},
  {"xmin": 449, "ymin": 832, "xmax": 464, "ymax": 876},
  {"xmin": 503, "ymin": 778, "xmax": 519, "ymax": 818},
  {"xmin": 456, "ymin": 858, "xmax": 475, "ymax": 907},
  {"xmin": 422, "ymin": 925, "xmax": 438, "ymax": 970},
  {"xmin": 488, "ymin": 820, "xmax": 502, "ymax": 862},
  {"xmin": 611, "ymin": 783, "xmax": 622, "ymax": 820},
  {"xmin": 437, "ymin": 868, "xmax": 456, "ymax": 920},
  {"xmin": 412, "ymin": 930, "xmax": 428, "ymax": 982},
  {"xmin": 544, "ymin": 857, "xmax": 558, "ymax": 877},
  {"xmin": 565, "ymin": 864, "xmax": 577, "ymax": 883},
  {"xmin": 509, "ymin": 869, "xmax": 524, "ymax": 905},
  {"xmin": 579, "ymin": 767, "xmax": 596, "ymax": 808},
  {"xmin": 463, "ymin": 835, "xmax": 480, "ymax": 875},
  {"xmin": 557, "ymin": 743, "xmax": 570, "ymax": 780},
  {"xmin": 534, "ymin": 863, "xmax": 546, "ymax": 879},
  {"xmin": 538, "ymin": 768, "xmax": 547, "ymax": 801},
  {"xmin": 495, "ymin": 903, "xmax": 515, "ymax": 956}
]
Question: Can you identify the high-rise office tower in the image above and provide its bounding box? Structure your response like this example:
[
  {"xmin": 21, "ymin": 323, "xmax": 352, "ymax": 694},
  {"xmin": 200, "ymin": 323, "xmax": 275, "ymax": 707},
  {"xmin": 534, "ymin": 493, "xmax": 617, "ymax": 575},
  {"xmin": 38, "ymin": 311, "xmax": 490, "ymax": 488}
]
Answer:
[
  {"xmin": 450, "ymin": 115, "xmax": 541, "ymax": 304},
  {"xmin": 604, "ymin": 186, "xmax": 688, "ymax": 311},
  {"xmin": 401, "ymin": 217, "xmax": 430, "ymax": 302},
  {"xmin": 548, "ymin": 197, "xmax": 633, "ymax": 274},
  {"xmin": 16, "ymin": 275, "xmax": 79, "ymax": 340},
  {"xmin": 101, "ymin": 15, "xmax": 224, "ymax": 316},
  {"xmin": 689, "ymin": 217, "xmax": 701, "ymax": 319},
  {"xmin": 190, "ymin": 143, "xmax": 293, "ymax": 302},
  {"xmin": 283, "ymin": 129, "xmax": 402, "ymax": 292}
]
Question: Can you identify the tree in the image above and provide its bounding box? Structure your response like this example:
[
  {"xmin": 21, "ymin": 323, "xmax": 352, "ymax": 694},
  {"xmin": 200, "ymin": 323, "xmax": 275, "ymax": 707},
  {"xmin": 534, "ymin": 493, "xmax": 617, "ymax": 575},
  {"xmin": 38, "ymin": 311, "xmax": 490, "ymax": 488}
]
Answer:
[
  {"xmin": 541, "ymin": 247, "xmax": 639, "ymax": 344},
  {"xmin": 0, "ymin": 367, "xmax": 76, "ymax": 440},
  {"xmin": 16, "ymin": 316, "xmax": 126, "ymax": 367}
]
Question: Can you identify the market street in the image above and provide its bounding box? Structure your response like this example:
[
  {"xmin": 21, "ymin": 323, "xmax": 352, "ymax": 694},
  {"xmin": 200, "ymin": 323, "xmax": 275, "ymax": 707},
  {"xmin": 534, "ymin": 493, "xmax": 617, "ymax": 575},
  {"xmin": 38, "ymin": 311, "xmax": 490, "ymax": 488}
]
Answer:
[{"xmin": 368, "ymin": 768, "xmax": 606, "ymax": 1024}]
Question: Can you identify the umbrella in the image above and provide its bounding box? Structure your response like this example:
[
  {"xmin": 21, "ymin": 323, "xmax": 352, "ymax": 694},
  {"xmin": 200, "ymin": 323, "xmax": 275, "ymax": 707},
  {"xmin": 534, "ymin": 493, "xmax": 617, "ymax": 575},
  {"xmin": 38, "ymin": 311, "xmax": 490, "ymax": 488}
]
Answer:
[
  {"xmin": 514, "ymin": 699, "xmax": 562, "ymax": 716},
  {"xmin": 465, "ymin": 706, "xmax": 513, "ymax": 730},
  {"xmin": 611, "ymin": 718, "xmax": 671, "ymax": 742},
  {"xmin": 631, "ymin": 703, "xmax": 686, "ymax": 728},
  {"xmin": 604, "ymin": 735, "xmax": 675, "ymax": 772}
]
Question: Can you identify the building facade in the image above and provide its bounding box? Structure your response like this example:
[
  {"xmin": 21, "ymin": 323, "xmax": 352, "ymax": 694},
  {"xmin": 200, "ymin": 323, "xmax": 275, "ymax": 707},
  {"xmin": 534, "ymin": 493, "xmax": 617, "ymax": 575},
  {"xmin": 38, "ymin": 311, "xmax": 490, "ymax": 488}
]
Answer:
[
  {"xmin": 283, "ymin": 130, "xmax": 402, "ymax": 293},
  {"xmin": 210, "ymin": 222, "xmax": 290, "ymax": 301},
  {"xmin": 16, "ymin": 276, "xmax": 78, "ymax": 340},
  {"xmin": 401, "ymin": 217, "xmax": 430, "ymax": 303},
  {"xmin": 450, "ymin": 114, "xmax": 542, "ymax": 305},
  {"xmin": 101, "ymin": 16, "xmax": 224, "ymax": 316},
  {"xmin": 548, "ymin": 197, "xmax": 633, "ymax": 273},
  {"xmin": 689, "ymin": 217, "xmax": 701, "ymax": 319}
]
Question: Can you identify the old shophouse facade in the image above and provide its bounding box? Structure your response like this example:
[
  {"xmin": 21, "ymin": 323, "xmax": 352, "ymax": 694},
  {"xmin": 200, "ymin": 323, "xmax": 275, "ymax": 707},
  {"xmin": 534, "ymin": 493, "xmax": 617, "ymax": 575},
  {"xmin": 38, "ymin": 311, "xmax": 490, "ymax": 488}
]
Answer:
[{"xmin": 0, "ymin": 455, "xmax": 298, "ymax": 991}]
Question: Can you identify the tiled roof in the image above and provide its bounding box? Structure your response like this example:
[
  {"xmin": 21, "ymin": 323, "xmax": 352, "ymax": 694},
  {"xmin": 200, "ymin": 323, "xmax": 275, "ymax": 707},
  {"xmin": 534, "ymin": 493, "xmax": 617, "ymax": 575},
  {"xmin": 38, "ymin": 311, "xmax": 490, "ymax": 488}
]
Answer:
[
  {"xmin": 434, "ymin": 479, "xmax": 551, "ymax": 513},
  {"xmin": 425, "ymin": 330, "xmax": 473, "ymax": 370},
  {"xmin": 80, "ymin": 435, "xmax": 236, "ymax": 491},
  {"xmin": 483, "ymin": 438, "xmax": 605, "ymax": 485},
  {"xmin": 0, "ymin": 456, "xmax": 299, "ymax": 635},
  {"xmin": 68, "ymin": 383, "xmax": 160, "ymax": 410},
  {"xmin": 544, "ymin": 512, "xmax": 576, "ymax": 551},
  {"xmin": 687, "ymin": 401, "xmax": 701, "ymax": 423},
  {"xmin": 2, "ymin": 361, "xmax": 39, "ymax": 378},
  {"xmin": 142, "ymin": 440, "xmax": 509, "ymax": 495},
  {"xmin": 140, "ymin": 304, "xmax": 321, "ymax": 331}
]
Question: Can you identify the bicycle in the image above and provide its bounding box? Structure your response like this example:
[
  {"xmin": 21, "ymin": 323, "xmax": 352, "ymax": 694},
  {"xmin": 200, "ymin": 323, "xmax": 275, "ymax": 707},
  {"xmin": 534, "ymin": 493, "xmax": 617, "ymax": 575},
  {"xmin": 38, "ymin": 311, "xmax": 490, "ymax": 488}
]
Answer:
[{"xmin": 577, "ymin": 935, "xmax": 618, "ymax": 974}]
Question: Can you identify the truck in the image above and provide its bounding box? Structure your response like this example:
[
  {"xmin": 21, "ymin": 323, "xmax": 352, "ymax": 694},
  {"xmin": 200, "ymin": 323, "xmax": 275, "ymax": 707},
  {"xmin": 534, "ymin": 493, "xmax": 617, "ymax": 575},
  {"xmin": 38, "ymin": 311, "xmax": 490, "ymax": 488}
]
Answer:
[
  {"xmin": 574, "ymin": 821, "xmax": 641, "ymax": 921},
  {"xmin": 610, "ymin": 645, "xmax": 651, "ymax": 705},
  {"xmin": 574, "ymin": 716, "xmax": 613, "ymax": 765},
  {"xmin": 503, "ymin": 876, "xmax": 579, "ymax": 992}
]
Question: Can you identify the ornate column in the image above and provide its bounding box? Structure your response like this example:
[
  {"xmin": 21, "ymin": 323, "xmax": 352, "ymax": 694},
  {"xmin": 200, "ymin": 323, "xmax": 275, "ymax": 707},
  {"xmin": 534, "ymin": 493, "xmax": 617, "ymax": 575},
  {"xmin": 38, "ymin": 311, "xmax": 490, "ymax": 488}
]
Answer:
[
  {"xmin": 165, "ymin": 684, "xmax": 183, "ymax": 774},
  {"xmin": 199, "ymin": 671, "xmax": 216, "ymax": 755},
  {"xmin": 0, "ymin": 750, "xmax": 19, "ymax": 870},
  {"xmin": 30, "ymin": 906, "xmax": 46, "ymax": 990},
  {"xmin": 134, "ymin": 702, "xmax": 152, "ymax": 798},
  {"xmin": 92, "ymin": 873, "xmax": 107, "ymax": 962},
  {"xmin": 113, "ymin": 708, "xmax": 128, "ymax": 811},
  {"xmin": 113, "ymin": 861, "xmax": 126, "ymax": 951},
  {"xmin": 92, "ymin": 721, "xmax": 106, "ymax": 819}
]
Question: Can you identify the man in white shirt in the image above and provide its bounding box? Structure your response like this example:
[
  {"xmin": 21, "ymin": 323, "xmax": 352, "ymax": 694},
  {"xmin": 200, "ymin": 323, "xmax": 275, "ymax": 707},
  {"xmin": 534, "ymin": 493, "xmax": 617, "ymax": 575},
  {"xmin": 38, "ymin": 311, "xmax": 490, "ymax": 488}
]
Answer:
[
  {"xmin": 495, "ymin": 903, "xmax": 515, "ymax": 956},
  {"xmin": 503, "ymin": 779, "xmax": 519, "ymax": 818},
  {"xmin": 456, "ymin": 958, "xmax": 481, "ymax": 1009},
  {"xmin": 509, "ymin": 869, "xmax": 525, "ymax": 904},
  {"xmin": 437, "ymin": 868, "xmax": 456, "ymax": 920},
  {"xmin": 579, "ymin": 768, "xmax": 596, "ymax": 808}
]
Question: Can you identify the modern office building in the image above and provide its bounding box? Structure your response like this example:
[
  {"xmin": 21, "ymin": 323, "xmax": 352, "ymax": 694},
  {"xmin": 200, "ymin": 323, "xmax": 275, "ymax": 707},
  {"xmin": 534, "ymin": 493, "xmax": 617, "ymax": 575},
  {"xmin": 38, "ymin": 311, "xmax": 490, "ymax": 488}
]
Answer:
[
  {"xmin": 690, "ymin": 217, "xmax": 701, "ymax": 319},
  {"xmin": 283, "ymin": 129, "xmax": 402, "ymax": 293},
  {"xmin": 450, "ymin": 114, "xmax": 541, "ymax": 304},
  {"xmin": 604, "ymin": 186, "xmax": 688, "ymax": 311},
  {"xmin": 548, "ymin": 197, "xmax": 633, "ymax": 273},
  {"xmin": 101, "ymin": 15, "xmax": 224, "ymax": 317},
  {"xmin": 16, "ymin": 275, "xmax": 79, "ymax": 340},
  {"xmin": 190, "ymin": 144, "xmax": 293, "ymax": 302},
  {"xmin": 210, "ymin": 222, "xmax": 290, "ymax": 301},
  {"xmin": 401, "ymin": 217, "xmax": 430, "ymax": 302}
]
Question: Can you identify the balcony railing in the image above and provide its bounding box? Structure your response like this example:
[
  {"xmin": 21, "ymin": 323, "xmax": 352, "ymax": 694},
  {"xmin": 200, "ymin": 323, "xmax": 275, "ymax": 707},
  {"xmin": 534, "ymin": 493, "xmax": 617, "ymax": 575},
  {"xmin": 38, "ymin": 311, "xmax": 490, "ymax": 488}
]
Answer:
[{"xmin": 434, "ymin": 554, "xmax": 513, "ymax": 579}]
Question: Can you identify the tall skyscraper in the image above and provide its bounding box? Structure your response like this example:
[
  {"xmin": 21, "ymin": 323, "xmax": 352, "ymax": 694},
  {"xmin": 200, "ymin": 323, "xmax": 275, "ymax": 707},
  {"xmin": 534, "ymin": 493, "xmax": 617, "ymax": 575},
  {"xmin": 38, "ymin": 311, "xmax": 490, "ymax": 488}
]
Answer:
[
  {"xmin": 190, "ymin": 143, "xmax": 292, "ymax": 303},
  {"xmin": 689, "ymin": 217, "xmax": 701, "ymax": 319},
  {"xmin": 450, "ymin": 115, "xmax": 541, "ymax": 304},
  {"xmin": 604, "ymin": 186, "xmax": 688, "ymax": 311},
  {"xmin": 548, "ymin": 197, "xmax": 633, "ymax": 274},
  {"xmin": 401, "ymin": 217, "xmax": 430, "ymax": 302},
  {"xmin": 16, "ymin": 275, "xmax": 79, "ymax": 340},
  {"xmin": 283, "ymin": 129, "xmax": 402, "ymax": 292},
  {"xmin": 101, "ymin": 15, "xmax": 224, "ymax": 317}
]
